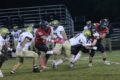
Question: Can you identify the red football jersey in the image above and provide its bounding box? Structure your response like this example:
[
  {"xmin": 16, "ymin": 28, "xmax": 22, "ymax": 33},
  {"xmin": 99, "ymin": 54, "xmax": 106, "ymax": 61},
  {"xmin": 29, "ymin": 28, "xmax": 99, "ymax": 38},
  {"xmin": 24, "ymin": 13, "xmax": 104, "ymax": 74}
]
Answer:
[
  {"xmin": 35, "ymin": 27, "xmax": 51, "ymax": 45},
  {"xmin": 91, "ymin": 23, "xmax": 109, "ymax": 42}
]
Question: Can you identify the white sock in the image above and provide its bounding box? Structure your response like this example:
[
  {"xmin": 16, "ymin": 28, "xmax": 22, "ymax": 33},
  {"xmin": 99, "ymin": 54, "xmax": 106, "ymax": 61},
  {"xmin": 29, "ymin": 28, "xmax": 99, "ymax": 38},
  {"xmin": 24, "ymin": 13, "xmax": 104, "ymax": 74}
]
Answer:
[
  {"xmin": 0, "ymin": 70, "xmax": 3, "ymax": 77},
  {"xmin": 55, "ymin": 59, "xmax": 63, "ymax": 66},
  {"xmin": 72, "ymin": 51, "xmax": 82, "ymax": 63},
  {"xmin": 70, "ymin": 55, "xmax": 75, "ymax": 62}
]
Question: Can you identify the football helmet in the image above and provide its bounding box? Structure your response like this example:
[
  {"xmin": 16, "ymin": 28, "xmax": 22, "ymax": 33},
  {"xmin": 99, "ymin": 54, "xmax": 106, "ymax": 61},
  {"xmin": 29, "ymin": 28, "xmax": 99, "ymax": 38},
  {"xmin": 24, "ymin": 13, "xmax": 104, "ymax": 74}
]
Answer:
[
  {"xmin": 99, "ymin": 19, "xmax": 109, "ymax": 28},
  {"xmin": 86, "ymin": 20, "xmax": 92, "ymax": 25},
  {"xmin": 0, "ymin": 27, "xmax": 9, "ymax": 36},
  {"xmin": 83, "ymin": 29, "xmax": 91, "ymax": 37},
  {"xmin": 24, "ymin": 24, "xmax": 33, "ymax": 33},
  {"xmin": 51, "ymin": 20, "xmax": 59, "ymax": 27},
  {"xmin": 40, "ymin": 20, "xmax": 49, "ymax": 30}
]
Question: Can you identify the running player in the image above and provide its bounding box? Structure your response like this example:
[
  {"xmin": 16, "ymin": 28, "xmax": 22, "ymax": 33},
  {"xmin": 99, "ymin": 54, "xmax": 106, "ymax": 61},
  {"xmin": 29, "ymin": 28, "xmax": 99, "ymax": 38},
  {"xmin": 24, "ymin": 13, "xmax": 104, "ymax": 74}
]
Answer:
[
  {"xmin": 34, "ymin": 20, "xmax": 52, "ymax": 71},
  {"xmin": 10, "ymin": 26, "xmax": 39, "ymax": 74},
  {"xmin": 88, "ymin": 19, "xmax": 110, "ymax": 67}
]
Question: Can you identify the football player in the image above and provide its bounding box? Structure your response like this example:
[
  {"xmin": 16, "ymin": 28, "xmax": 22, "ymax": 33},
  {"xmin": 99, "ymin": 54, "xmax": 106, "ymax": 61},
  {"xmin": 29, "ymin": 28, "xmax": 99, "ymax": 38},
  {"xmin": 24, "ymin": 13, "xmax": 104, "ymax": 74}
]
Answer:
[
  {"xmin": 67, "ymin": 29, "xmax": 94, "ymax": 68},
  {"xmin": 10, "ymin": 26, "xmax": 39, "ymax": 74},
  {"xmin": 34, "ymin": 20, "xmax": 52, "ymax": 71},
  {"xmin": 48, "ymin": 20, "xmax": 69, "ymax": 69},
  {"xmin": 0, "ymin": 28, "xmax": 10, "ymax": 77},
  {"xmin": 88, "ymin": 19, "xmax": 110, "ymax": 67}
]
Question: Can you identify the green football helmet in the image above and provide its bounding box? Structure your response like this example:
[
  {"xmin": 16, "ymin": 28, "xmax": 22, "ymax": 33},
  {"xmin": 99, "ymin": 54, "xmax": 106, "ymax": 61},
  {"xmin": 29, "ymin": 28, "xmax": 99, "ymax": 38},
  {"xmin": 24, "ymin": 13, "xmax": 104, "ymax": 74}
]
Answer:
[
  {"xmin": 82, "ymin": 29, "xmax": 91, "ymax": 37},
  {"xmin": 0, "ymin": 27, "xmax": 9, "ymax": 36}
]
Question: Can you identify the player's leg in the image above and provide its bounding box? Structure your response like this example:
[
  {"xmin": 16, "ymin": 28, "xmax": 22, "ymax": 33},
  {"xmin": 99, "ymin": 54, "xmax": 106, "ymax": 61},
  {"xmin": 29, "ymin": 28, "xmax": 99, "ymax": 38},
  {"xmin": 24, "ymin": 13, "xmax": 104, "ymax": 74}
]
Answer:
[
  {"xmin": 70, "ymin": 51, "xmax": 82, "ymax": 68},
  {"xmin": 52, "ymin": 40, "xmax": 71, "ymax": 68},
  {"xmin": 70, "ymin": 45, "xmax": 89, "ymax": 68},
  {"xmin": 45, "ymin": 42, "xmax": 54, "ymax": 63},
  {"xmin": 98, "ymin": 43, "xmax": 110, "ymax": 65},
  {"xmin": 0, "ymin": 69, "xmax": 3, "ymax": 77},
  {"xmin": 71, "ymin": 45, "xmax": 85, "ymax": 63},
  {"xmin": 10, "ymin": 50, "xmax": 24, "ymax": 74},
  {"xmin": 35, "ymin": 44, "xmax": 49, "ymax": 71},
  {"xmin": 10, "ymin": 57, "xmax": 24, "ymax": 74},
  {"xmin": 88, "ymin": 49, "xmax": 96, "ymax": 67},
  {"xmin": 0, "ymin": 56, "xmax": 6, "ymax": 77},
  {"xmin": 69, "ymin": 45, "xmax": 81, "ymax": 68},
  {"xmin": 52, "ymin": 43, "xmax": 63, "ymax": 69},
  {"xmin": 40, "ymin": 51, "xmax": 47, "ymax": 71},
  {"xmin": 62, "ymin": 40, "xmax": 71, "ymax": 61},
  {"xmin": 23, "ymin": 50, "xmax": 39, "ymax": 72},
  {"xmin": 0, "ymin": 44, "xmax": 10, "ymax": 77}
]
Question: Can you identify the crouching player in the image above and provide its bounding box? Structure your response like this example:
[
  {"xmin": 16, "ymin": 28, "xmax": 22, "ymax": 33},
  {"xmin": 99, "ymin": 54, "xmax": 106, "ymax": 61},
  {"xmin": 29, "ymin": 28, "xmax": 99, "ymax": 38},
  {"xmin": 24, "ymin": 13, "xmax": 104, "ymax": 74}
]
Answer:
[
  {"xmin": 10, "ymin": 26, "xmax": 39, "ymax": 74},
  {"xmin": 69, "ymin": 24, "xmax": 99, "ymax": 67},
  {"xmin": 52, "ymin": 29, "xmax": 92, "ymax": 68},
  {"xmin": 68, "ymin": 29, "xmax": 94, "ymax": 68}
]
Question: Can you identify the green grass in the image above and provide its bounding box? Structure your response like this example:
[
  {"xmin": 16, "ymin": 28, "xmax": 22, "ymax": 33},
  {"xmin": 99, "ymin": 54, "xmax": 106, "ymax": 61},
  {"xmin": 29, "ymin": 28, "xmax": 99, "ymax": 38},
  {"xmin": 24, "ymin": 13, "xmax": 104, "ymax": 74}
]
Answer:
[{"xmin": 1, "ymin": 50, "xmax": 120, "ymax": 80}]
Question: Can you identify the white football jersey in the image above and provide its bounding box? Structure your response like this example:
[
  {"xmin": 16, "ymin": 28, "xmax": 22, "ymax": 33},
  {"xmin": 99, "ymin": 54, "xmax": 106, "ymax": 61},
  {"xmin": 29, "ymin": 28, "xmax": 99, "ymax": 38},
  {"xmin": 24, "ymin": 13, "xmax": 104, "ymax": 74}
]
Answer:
[
  {"xmin": 18, "ymin": 32, "xmax": 33, "ymax": 42},
  {"xmin": 16, "ymin": 32, "xmax": 33, "ymax": 51},
  {"xmin": 0, "ymin": 35, "xmax": 5, "ymax": 46},
  {"xmin": 93, "ymin": 31, "xmax": 100, "ymax": 39},
  {"xmin": 11, "ymin": 30, "xmax": 21, "ymax": 41},
  {"xmin": 52, "ymin": 25, "xmax": 65, "ymax": 39},
  {"xmin": 69, "ymin": 33, "xmax": 88, "ymax": 46},
  {"xmin": 84, "ymin": 25, "xmax": 92, "ymax": 30}
]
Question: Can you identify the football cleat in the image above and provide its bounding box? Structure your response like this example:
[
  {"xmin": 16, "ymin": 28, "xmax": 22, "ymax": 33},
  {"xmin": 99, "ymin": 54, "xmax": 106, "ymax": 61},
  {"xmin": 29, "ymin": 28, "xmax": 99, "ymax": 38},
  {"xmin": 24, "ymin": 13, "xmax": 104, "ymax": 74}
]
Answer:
[
  {"xmin": 10, "ymin": 70, "xmax": 15, "ymax": 74},
  {"xmin": 33, "ymin": 66, "xmax": 40, "ymax": 72},
  {"xmin": 88, "ymin": 63, "xmax": 92, "ymax": 67},
  {"xmin": 69, "ymin": 62, "xmax": 75, "ymax": 68},
  {"xmin": 103, "ymin": 61, "xmax": 110, "ymax": 65}
]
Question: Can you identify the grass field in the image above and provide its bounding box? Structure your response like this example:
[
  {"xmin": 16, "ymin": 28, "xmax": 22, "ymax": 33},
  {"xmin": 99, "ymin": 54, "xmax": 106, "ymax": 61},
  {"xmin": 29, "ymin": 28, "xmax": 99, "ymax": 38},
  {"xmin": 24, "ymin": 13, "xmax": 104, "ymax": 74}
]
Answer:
[{"xmin": 1, "ymin": 50, "xmax": 120, "ymax": 80}]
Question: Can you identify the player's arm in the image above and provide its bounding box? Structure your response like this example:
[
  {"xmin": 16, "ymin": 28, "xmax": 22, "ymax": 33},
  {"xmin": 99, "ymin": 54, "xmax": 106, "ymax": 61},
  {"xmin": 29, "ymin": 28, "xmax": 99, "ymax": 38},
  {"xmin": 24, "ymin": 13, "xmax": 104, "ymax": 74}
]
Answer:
[
  {"xmin": 91, "ymin": 32, "xmax": 99, "ymax": 46},
  {"xmin": 91, "ymin": 39, "xmax": 97, "ymax": 46},
  {"xmin": 36, "ymin": 29, "xmax": 47, "ymax": 40},
  {"xmin": 80, "ymin": 37, "xmax": 95, "ymax": 49},
  {"xmin": 80, "ymin": 38, "xmax": 91, "ymax": 47},
  {"xmin": 61, "ymin": 31, "xmax": 68, "ymax": 40},
  {"xmin": 20, "ymin": 37, "xmax": 32, "ymax": 48}
]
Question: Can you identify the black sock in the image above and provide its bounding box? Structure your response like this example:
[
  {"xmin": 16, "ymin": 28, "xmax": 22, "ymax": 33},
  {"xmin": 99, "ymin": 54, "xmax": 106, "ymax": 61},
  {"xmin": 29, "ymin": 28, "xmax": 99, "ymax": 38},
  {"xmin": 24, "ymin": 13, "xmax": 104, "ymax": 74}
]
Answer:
[
  {"xmin": 45, "ymin": 54, "xmax": 51, "ymax": 63},
  {"xmin": 89, "ymin": 61, "xmax": 92, "ymax": 63},
  {"xmin": 0, "ymin": 59, "xmax": 5, "ymax": 68},
  {"xmin": 103, "ymin": 58, "xmax": 106, "ymax": 61}
]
